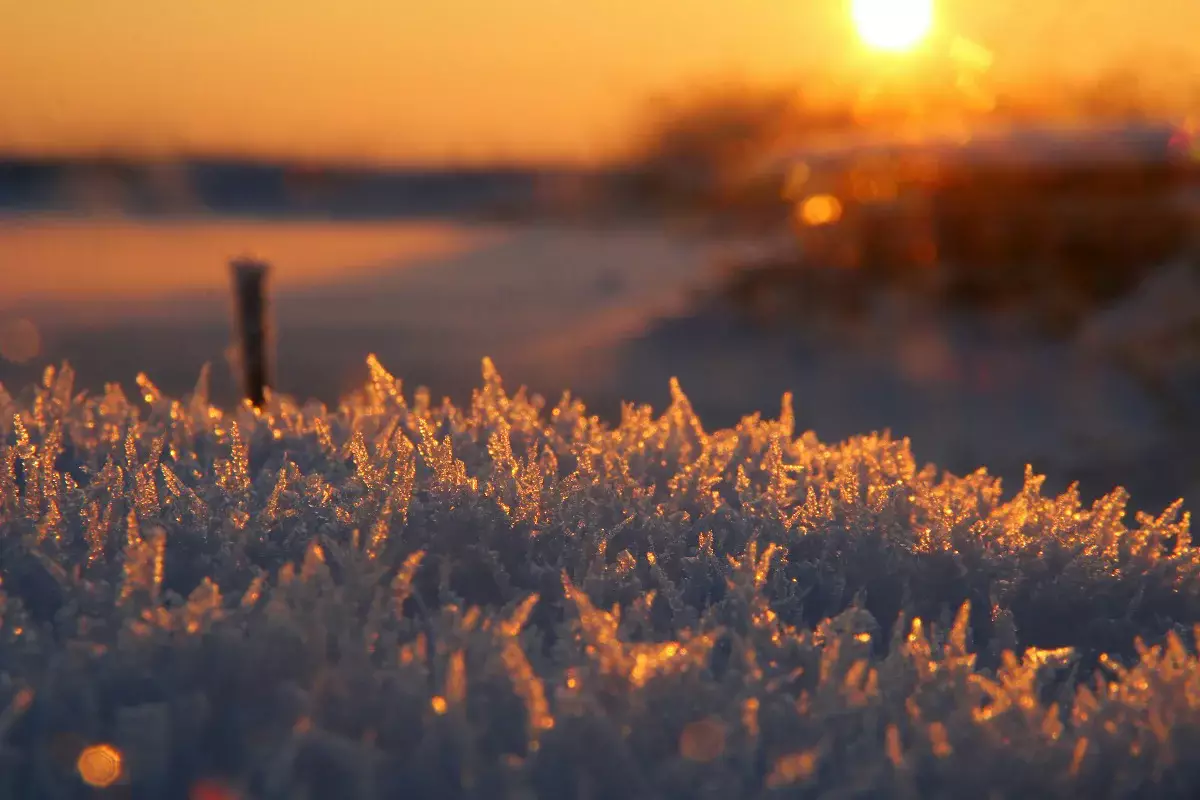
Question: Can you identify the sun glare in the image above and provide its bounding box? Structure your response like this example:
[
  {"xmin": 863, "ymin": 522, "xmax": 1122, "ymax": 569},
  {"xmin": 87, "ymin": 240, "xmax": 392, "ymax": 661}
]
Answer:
[{"xmin": 851, "ymin": 0, "xmax": 934, "ymax": 52}]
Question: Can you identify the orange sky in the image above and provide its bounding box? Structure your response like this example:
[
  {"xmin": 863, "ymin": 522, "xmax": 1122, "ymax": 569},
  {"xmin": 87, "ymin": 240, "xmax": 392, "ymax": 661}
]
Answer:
[{"xmin": 1, "ymin": 0, "xmax": 1196, "ymax": 164}]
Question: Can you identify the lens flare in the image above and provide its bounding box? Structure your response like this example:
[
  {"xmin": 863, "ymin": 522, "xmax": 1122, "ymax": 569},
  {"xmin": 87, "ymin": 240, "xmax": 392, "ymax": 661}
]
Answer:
[{"xmin": 851, "ymin": 0, "xmax": 934, "ymax": 52}]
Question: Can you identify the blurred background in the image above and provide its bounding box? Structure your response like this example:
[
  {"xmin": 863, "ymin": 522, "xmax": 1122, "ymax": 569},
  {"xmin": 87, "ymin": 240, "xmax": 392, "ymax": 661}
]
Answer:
[{"xmin": 2, "ymin": 0, "xmax": 1199, "ymax": 512}]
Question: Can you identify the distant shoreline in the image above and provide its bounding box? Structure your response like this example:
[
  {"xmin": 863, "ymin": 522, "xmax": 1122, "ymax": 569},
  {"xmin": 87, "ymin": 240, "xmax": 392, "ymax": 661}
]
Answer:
[{"xmin": 0, "ymin": 158, "xmax": 626, "ymax": 222}]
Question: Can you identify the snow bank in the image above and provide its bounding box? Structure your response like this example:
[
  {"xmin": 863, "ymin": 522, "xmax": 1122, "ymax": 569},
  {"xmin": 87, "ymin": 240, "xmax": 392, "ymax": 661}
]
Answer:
[{"xmin": 0, "ymin": 358, "xmax": 1197, "ymax": 798}]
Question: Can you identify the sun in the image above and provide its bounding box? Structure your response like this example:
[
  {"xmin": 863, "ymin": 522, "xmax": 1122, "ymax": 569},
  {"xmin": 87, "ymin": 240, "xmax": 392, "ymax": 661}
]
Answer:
[{"xmin": 851, "ymin": 0, "xmax": 935, "ymax": 52}]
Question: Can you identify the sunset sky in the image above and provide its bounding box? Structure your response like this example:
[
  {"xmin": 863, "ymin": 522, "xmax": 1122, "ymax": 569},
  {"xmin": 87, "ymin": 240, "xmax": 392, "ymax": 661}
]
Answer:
[{"xmin": 2, "ymin": 0, "xmax": 1196, "ymax": 164}]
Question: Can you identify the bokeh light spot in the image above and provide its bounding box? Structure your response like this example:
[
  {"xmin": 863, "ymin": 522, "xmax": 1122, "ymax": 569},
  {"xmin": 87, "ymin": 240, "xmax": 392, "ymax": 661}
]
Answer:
[
  {"xmin": 0, "ymin": 317, "xmax": 40, "ymax": 364},
  {"xmin": 77, "ymin": 743, "xmax": 123, "ymax": 788},
  {"xmin": 799, "ymin": 194, "xmax": 844, "ymax": 226}
]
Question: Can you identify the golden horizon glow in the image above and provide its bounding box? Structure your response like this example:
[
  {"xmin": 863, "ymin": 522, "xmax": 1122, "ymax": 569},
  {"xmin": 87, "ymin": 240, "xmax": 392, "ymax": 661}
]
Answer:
[
  {"xmin": 1, "ymin": 0, "xmax": 1198, "ymax": 164},
  {"xmin": 851, "ymin": 0, "xmax": 935, "ymax": 52}
]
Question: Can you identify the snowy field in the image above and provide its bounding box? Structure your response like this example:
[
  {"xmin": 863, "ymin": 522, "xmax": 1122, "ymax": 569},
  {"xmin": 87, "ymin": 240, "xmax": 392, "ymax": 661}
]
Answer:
[
  {"xmin": 0, "ymin": 214, "xmax": 1199, "ymax": 795},
  {"xmin": 0, "ymin": 216, "xmax": 1195, "ymax": 514}
]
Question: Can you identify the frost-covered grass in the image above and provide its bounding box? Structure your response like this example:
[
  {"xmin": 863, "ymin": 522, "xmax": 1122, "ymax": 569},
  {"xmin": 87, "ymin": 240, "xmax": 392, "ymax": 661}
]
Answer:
[{"xmin": 1, "ymin": 357, "xmax": 1198, "ymax": 798}]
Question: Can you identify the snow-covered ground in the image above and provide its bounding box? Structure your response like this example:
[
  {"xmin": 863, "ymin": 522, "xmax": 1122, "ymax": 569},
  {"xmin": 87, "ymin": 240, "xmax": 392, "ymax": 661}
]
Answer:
[{"xmin": 0, "ymin": 216, "xmax": 1195, "ymax": 512}]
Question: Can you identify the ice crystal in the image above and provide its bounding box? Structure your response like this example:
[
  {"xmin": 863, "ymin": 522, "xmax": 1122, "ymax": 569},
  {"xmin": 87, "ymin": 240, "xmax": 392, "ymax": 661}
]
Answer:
[
  {"xmin": 366, "ymin": 353, "xmax": 405, "ymax": 410},
  {"xmin": 118, "ymin": 511, "xmax": 163, "ymax": 605},
  {"xmin": 765, "ymin": 749, "xmax": 819, "ymax": 788},
  {"xmin": 444, "ymin": 648, "xmax": 467, "ymax": 708},
  {"xmin": 500, "ymin": 637, "xmax": 555, "ymax": 748},
  {"xmin": 0, "ymin": 355, "xmax": 1199, "ymax": 798},
  {"xmin": 390, "ymin": 550, "xmax": 425, "ymax": 614}
]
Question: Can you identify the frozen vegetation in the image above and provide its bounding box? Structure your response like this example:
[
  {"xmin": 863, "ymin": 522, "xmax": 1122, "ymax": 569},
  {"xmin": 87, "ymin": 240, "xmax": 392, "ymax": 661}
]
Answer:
[{"xmin": 1, "ymin": 357, "xmax": 1199, "ymax": 798}]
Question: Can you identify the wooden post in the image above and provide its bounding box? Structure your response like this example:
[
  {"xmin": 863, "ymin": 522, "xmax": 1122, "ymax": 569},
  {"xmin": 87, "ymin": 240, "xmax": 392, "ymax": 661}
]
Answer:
[{"xmin": 231, "ymin": 257, "xmax": 271, "ymax": 408}]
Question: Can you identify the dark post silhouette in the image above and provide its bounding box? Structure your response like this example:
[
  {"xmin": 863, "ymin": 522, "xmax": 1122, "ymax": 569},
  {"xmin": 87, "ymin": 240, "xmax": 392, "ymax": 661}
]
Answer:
[{"xmin": 231, "ymin": 257, "xmax": 271, "ymax": 408}]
